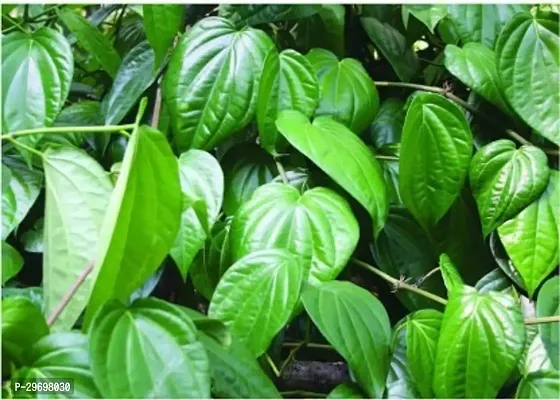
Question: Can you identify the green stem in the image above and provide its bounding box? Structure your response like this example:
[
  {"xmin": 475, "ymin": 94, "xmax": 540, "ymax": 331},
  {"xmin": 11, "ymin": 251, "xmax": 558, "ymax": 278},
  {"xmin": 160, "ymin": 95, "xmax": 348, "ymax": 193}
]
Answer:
[
  {"xmin": 2, "ymin": 14, "xmax": 28, "ymax": 33},
  {"xmin": 283, "ymin": 342, "xmax": 333, "ymax": 350},
  {"xmin": 275, "ymin": 158, "xmax": 289, "ymax": 185},
  {"xmin": 524, "ymin": 315, "xmax": 560, "ymax": 325},
  {"xmin": 375, "ymin": 154, "xmax": 399, "ymax": 161},
  {"xmin": 279, "ymin": 342, "xmax": 304, "ymax": 376},
  {"xmin": 4, "ymin": 137, "xmax": 44, "ymax": 158},
  {"xmin": 1, "ymin": 124, "xmax": 136, "ymax": 140},
  {"xmin": 265, "ymin": 354, "xmax": 280, "ymax": 378}
]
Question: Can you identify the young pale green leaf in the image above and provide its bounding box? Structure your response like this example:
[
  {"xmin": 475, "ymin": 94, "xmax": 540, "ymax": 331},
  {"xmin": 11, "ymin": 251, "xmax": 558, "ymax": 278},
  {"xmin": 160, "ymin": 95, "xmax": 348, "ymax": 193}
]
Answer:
[
  {"xmin": 2, "ymin": 297, "xmax": 49, "ymax": 367},
  {"xmin": 403, "ymin": 5, "xmax": 447, "ymax": 33},
  {"xmin": 306, "ymin": 49, "xmax": 379, "ymax": 134},
  {"xmin": 43, "ymin": 146, "xmax": 113, "ymax": 331},
  {"xmin": 222, "ymin": 144, "xmax": 276, "ymax": 216},
  {"xmin": 276, "ymin": 111, "xmax": 388, "ymax": 236},
  {"xmin": 171, "ymin": 150, "xmax": 224, "ymax": 278},
  {"xmin": 520, "ymin": 333, "xmax": 553, "ymax": 376},
  {"xmin": 1, "ymin": 159, "xmax": 42, "ymax": 240},
  {"xmin": 1, "ymin": 242, "xmax": 23, "ymax": 285},
  {"xmin": 447, "ymin": 4, "xmax": 529, "ymax": 49},
  {"xmin": 102, "ymin": 41, "xmax": 161, "ymax": 125},
  {"xmin": 439, "ymin": 253, "xmax": 463, "ymax": 292},
  {"xmin": 536, "ymin": 276, "xmax": 559, "ymax": 369},
  {"xmin": 219, "ymin": 4, "xmax": 319, "ymax": 28},
  {"xmin": 399, "ymin": 92, "xmax": 473, "ymax": 231},
  {"xmin": 51, "ymin": 101, "xmax": 106, "ymax": 153},
  {"xmin": 11, "ymin": 332, "xmax": 100, "ymax": 398},
  {"xmin": 516, "ymin": 370, "xmax": 560, "ymax": 399},
  {"xmin": 498, "ymin": 171, "xmax": 558, "ymax": 297},
  {"xmin": 327, "ymin": 383, "xmax": 363, "ymax": 399},
  {"xmin": 257, "ymin": 48, "xmax": 319, "ymax": 155},
  {"xmin": 231, "ymin": 183, "xmax": 359, "ymax": 283},
  {"xmin": 163, "ymin": 17, "xmax": 273, "ymax": 152},
  {"xmin": 369, "ymin": 98, "xmax": 405, "ymax": 149},
  {"xmin": 496, "ymin": 12, "xmax": 560, "ymax": 146},
  {"xmin": 405, "ymin": 309, "xmax": 443, "ymax": 398},
  {"xmin": 295, "ymin": 5, "xmax": 346, "ymax": 57},
  {"xmin": 386, "ymin": 320, "xmax": 420, "ymax": 398},
  {"xmin": 143, "ymin": 5, "xmax": 185, "ymax": 67},
  {"xmin": 433, "ymin": 286, "xmax": 526, "ymax": 398},
  {"xmin": 57, "ymin": 8, "xmax": 121, "ymax": 78},
  {"xmin": 208, "ymin": 249, "xmax": 303, "ymax": 356},
  {"xmin": 89, "ymin": 298, "xmax": 210, "ymax": 398},
  {"xmin": 444, "ymin": 43, "xmax": 511, "ymax": 114},
  {"xmin": 469, "ymin": 140, "xmax": 550, "ymax": 237},
  {"xmin": 198, "ymin": 334, "xmax": 280, "ymax": 398},
  {"xmin": 371, "ymin": 207, "xmax": 446, "ymax": 311},
  {"xmin": 302, "ymin": 280, "xmax": 391, "ymax": 398},
  {"xmin": 84, "ymin": 126, "xmax": 182, "ymax": 328}
]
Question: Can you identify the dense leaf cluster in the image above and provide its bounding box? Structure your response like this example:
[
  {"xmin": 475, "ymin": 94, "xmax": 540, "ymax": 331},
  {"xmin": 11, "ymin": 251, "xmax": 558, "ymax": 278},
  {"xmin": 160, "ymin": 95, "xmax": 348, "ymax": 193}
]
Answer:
[{"xmin": 1, "ymin": 4, "xmax": 559, "ymax": 399}]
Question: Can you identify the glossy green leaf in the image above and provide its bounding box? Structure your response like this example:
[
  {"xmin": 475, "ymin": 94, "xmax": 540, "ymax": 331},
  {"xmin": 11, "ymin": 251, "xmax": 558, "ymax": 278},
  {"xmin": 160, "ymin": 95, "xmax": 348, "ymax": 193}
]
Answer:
[
  {"xmin": 516, "ymin": 370, "xmax": 560, "ymax": 399},
  {"xmin": 386, "ymin": 319, "xmax": 419, "ymax": 398},
  {"xmin": 379, "ymin": 157, "xmax": 402, "ymax": 205},
  {"xmin": 177, "ymin": 307, "xmax": 231, "ymax": 348},
  {"xmin": 84, "ymin": 126, "xmax": 182, "ymax": 328},
  {"xmin": 12, "ymin": 332, "xmax": 100, "ymax": 398},
  {"xmin": 2, "ymin": 297, "xmax": 49, "ymax": 367},
  {"xmin": 295, "ymin": 5, "xmax": 345, "ymax": 57},
  {"xmin": 170, "ymin": 150, "xmax": 224, "ymax": 278},
  {"xmin": 102, "ymin": 41, "xmax": 161, "ymax": 125},
  {"xmin": 219, "ymin": 4, "xmax": 319, "ymax": 28},
  {"xmin": 58, "ymin": 8, "xmax": 121, "ymax": 78},
  {"xmin": 439, "ymin": 253, "xmax": 463, "ymax": 292},
  {"xmin": 231, "ymin": 183, "xmax": 359, "ymax": 283},
  {"xmin": 257, "ymin": 48, "xmax": 319, "ymax": 155},
  {"xmin": 498, "ymin": 172, "xmax": 558, "ymax": 297},
  {"xmin": 521, "ymin": 333, "xmax": 553, "ymax": 376},
  {"xmin": 403, "ymin": 5, "xmax": 447, "ymax": 33},
  {"xmin": 89, "ymin": 298, "xmax": 210, "ymax": 398},
  {"xmin": 143, "ymin": 5, "xmax": 185, "ymax": 67},
  {"xmin": 199, "ymin": 334, "xmax": 280, "ymax": 398},
  {"xmin": 444, "ymin": 43, "xmax": 511, "ymax": 114},
  {"xmin": 2, "ymin": 287, "xmax": 44, "ymax": 312},
  {"xmin": 163, "ymin": 17, "xmax": 273, "ymax": 152},
  {"xmin": 371, "ymin": 207, "xmax": 446, "ymax": 311},
  {"xmin": 447, "ymin": 4, "xmax": 529, "ymax": 49},
  {"xmin": 469, "ymin": 139, "xmax": 550, "ymax": 237},
  {"xmin": 1, "ymin": 242, "xmax": 22, "ymax": 285},
  {"xmin": 369, "ymin": 98, "xmax": 405, "ymax": 149},
  {"xmin": 406, "ymin": 309, "xmax": 443, "ymax": 398},
  {"xmin": 475, "ymin": 268, "xmax": 513, "ymax": 294},
  {"xmin": 1, "ymin": 159, "xmax": 42, "ymax": 240},
  {"xmin": 400, "ymin": 92, "xmax": 473, "ymax": 230},
  {"xmin": 42, "ymin": 146, "xmax": 113, "ymax": 331},
  {"xmin": 276, "ymin": 110, "xmax": 388, "ymax": 236},
  {"xmin": 302, "ymin": 280, "xmax": 391, "ymax": 398},
  {"xmin": 433, "ymin": 286, "xmax": 526, "ymax": 398},
  {"xmin": 209, "ymin": 249, "xmax": 303, "ymax": 356},
  {"xmin": 21, "ymin": 219, "xmax": 43, "ymax": 254},
  {"xmin": 490, "ymin": 232, "xmax": 526, "ymax": 290},
  {"xmin": 306, "ymin": 49, "xmax": 379, "ymax": 134},
  {"xmin": 327, "ymin": 383, "xmax": 363, "ymax": 399},
  {"xmin": 536, "ymin": 276, "xmax": 559, "ymax": 369},
  {"xmin": 222, "ymin": 144, "xmax": 276, "ymax": 216},
  {"xmin": 496, "ymin": 12, "xmax": 560, "ymax": 146},
  {"xmin": 52, "ymin": 101, "xmax": 106, "ymax": 153}
]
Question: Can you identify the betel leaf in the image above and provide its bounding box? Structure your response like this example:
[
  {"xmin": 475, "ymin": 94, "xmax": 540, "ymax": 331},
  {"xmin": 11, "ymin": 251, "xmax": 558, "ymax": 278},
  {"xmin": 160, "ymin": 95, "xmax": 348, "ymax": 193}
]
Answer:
[
  {"xmin": 403, "ymin": 5, "xmax": 447, "ymax": 33},
  {"xmin": 219, "ymin": 4, "xmax": 319, "ymax": 28},
  {"xmin": 498, "ymin": 171, "xmax": 559, "ymax": 297},
  {"xmin": 306, "ymin": 49, "xmax": 379, "ymax": 135},
  {"xmin": 444, "ymin": 43, "xmax": 511, "ymax": 114},
  {"xmin": 84, "ymin": 125, "xmax": 182, "ymax": 328},
  {"xmin": 496, "ymin": 12, "xmax": 560, "ymax": 146},
  {"xmin": 102, "ymin": 41, "xmax": 162, "ymax": 125},
  {"xmin": 439, "ymin": 253, "xmax": 463, "ymax": 292},
  {"xmin": 11, "ymin": 332, "xmax": 100, "ymax": 398},
  {"xmin": 57, "ymin": 8, "xmax": 121, "ymax": 78},
  {"xmin": 490, "ymin": 232, "xmax": 526, "ymax": 290},
  {"xmin": 2, "ymin": 287, "xmax": 44, "ymax": 312},
  {"xmin": 170, "ymin": 150, "xmax": 224, "ymax": 278},
  {"xmin": 1, "ymin": 159, "xmax": 43, "ymax": 240},
  {"xmin": 302, "ymin": 281, "xmax": 391, "ymax": 398},
  {"xmin": 143, "ymin": 4, "xmax": 185, "ymax": 67},
  {"xmin": 276, "ymin": 110, "xmax": 388, "ymax": 236},
  {"xmin": 1, "ymin": 242, "xmax": 23, "ymax": 285},
  {"xmin": 295, "ymin": 5, "xmax": 346, "ymax": 57},
  {"xmin": 521, "ymin": 333, "xmax": 553, "ymax": 376},
  {"xmin": 515, "ymin": 370, "xmax": 560, "ymax": 399},
  {"xmin": 231, "ymin": 183, "xmax": 359, "ymax": 283},
  {"xmin": 2, "ymin": 297, "xmax": 49, "ymax": 367},
  {"xmin": 386, "ymin": 319, "xmax": 419, "ymax": 399},
  {"xmin": 222, "ymin": 144, "xmax": 276, "ymax": 216},
  {"xmin": 198, "ymin": 334, "xmax": 280, "ymax": 398},
  {"xmin": 475, "ymin": 268, "xmax": 512, "ymax": 294},
  {"xmin": 21, "ymin": 218, "xmax": 44, "ymax": 254},
  {"xmin": 371, "ymin": 207, "xmax": 446, "ymax": 311},
  {"xmin": 369, "ymin": 98, "xmax": 405, "ymax": 149},
  {"xmin": 89, "ymin": 298, "xmax": 210, "ymax": 398},
  {"xmin": 208, "ymin": 249, "xmax": 303, "ymax": 356},
  {"xmin": 43, "ymin": 146, "xmax": 113, "ymax": 331},
  {"xmin": 433, "ymin": 286, "xmax": 525, "ymax": 398},
  {"xmin": 52, "ymin": 101, "xmax": 106, "ymax": 153},
  {"xmin": 399, "ymin": 92, "xmax": 473, "ymax": 231},
  {"xmin": 177, "ymin": 307, "xmax": 231, "ymax": 348},
  {"xmin": 327, "ymin": 383, "xmax": 363, "ymax": 399},
  {"xmin": 536, "ymin": 276, "xmax": 559, "ymax": 369},
  {"xmin": 163, "ymin": 17, "xmax": 273, "ymax": 152},
  {"xmin": 447, "ymin": 4, "xmax": 529, "ymax": 49},
  {"xmin": 405, "ymin": 309, "xmax": 443, "ymax": 398},
  {"xmin": 469, "ymin": 139, "xmax": 550, "ymax": 237},
  {"xmin": 257, "ymin": 48, "xmax": 319, "ymax": 155}
]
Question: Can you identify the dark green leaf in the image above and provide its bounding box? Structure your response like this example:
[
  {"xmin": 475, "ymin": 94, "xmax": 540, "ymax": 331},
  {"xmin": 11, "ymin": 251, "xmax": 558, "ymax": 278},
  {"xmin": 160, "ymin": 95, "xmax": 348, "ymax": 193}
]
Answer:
[
  {"xmin": 386, "ymin": 320, "xmax": 419, "ymax": 398},
  {"xmin": 327, "ymin": 383, "xmax": 363, "ymax": 399},
  {"xmin": 516, "ymin": 370, "xmax": 560, "ymax": 399},
  {"xmin": 143, "ymin": 5, "xmax": 185, "ymax": 67},
  {"xmin": 369, "ymin": 98, "xmax": 405, "ymax": 149},
  {"xmin": 1, "ymin": 242, "xmax": 23, "ymax": 285},
  {"xmin": 219, "ymin": 4, "xmax": 319, "ymax": 28},
  {"xmin": 403, "ymin": 5, "xmax": 447, "ymax": 33},
  {"xmin": 489, "ymin": 232, "xmax": 526, "ymax": 290},
  {"xmin": 52, "ymin": 101, "xmax": 106, "ymax": 153},
  {"xmin": 295, "ymin": 5, "xmax": 346, "ymax": 57},
  {"xmin": 475, "ymin": 268, "xmax": 513, "ymax": 294},
  {"xmin": 536, "ymin": 276, "xmax": 559, "ymax": 369},
  {"xmin": 2, "ymin": 288, "xmax": 43, "ymax": 312}
]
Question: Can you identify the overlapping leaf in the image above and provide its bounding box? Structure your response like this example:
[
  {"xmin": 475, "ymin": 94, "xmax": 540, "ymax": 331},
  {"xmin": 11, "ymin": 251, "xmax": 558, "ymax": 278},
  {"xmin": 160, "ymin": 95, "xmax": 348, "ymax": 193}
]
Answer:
[
  {"xmin": 143, "ymin": 5, "xmax": 185, "ymax": 67},
  {"xmin": 1, "ymin": 242, "xmax": 23, "ymax": 285},
  {"xmin": 536, "ymin": 276, "xmax": 559, "ymax": 369}
]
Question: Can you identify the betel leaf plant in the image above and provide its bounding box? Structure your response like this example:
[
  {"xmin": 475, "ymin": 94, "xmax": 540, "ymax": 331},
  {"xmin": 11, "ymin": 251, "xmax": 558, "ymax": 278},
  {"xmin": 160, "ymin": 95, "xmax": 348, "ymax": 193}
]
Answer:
[{"xmin": 1, "ymin": 3, "xmax": 559, "ymax": 399}]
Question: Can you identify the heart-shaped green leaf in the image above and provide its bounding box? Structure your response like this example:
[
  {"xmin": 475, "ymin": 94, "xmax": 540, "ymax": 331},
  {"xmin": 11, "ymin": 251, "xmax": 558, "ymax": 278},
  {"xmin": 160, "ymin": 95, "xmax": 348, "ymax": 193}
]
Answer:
[
  {"xmin": 403, "ymin": 5, "xmax": 447, "ymax": 33},
  {"xmin": 516, "ymin": 370, "xmax": 560, "ymax": 399},
  {"xmin": 276, "ymin": 110, "xmax": 388, "ymax": 236},
  {"xmin": 399, "ymin": 92, "xmax": 473, "ymax": 230},
  {"xmin": 294, "ymin": 5, "xmax": 346, "ymax": 57},
  {"xmin": 143, "ymin": 5, "xmax": 185, "ymax": 67},
  {"xmin": 536, "ymin": 276, "xmax": 559, "ymax": 369},
  {"xmin": 302, "ymin": 280, "xmax": 391, "ymax": 398},
  {"xmin": 306, "ymin": 48, "xmax": 379, "ymax": 134},
  {"xmin": 469, "ymin": 140, "xmax": 550, "ymax": 237},
  {"xmin": 386, "ymin": 318, "xmax": 420, "ymax": 398},
  {"xmin": 369, "ymin": 98, "xmax": 405, "ymax": 149}
]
